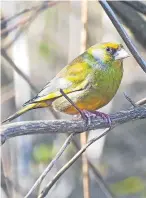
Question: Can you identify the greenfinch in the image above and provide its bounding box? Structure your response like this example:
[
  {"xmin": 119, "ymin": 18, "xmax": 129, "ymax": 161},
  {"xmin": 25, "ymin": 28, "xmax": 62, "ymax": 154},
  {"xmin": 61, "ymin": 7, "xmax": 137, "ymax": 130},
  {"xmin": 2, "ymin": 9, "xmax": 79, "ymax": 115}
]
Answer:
[{"xmin": 2, "ymin": 42, "xmax": 129, "ymax": 124}]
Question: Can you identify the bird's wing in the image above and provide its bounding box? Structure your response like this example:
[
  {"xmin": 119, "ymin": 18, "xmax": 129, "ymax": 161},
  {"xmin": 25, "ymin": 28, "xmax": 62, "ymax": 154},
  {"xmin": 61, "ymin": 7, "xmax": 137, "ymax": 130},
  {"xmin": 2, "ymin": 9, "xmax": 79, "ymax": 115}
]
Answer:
[{"xmin": 23, "ymin": 57, "xmax": 91, "ymax": 106}]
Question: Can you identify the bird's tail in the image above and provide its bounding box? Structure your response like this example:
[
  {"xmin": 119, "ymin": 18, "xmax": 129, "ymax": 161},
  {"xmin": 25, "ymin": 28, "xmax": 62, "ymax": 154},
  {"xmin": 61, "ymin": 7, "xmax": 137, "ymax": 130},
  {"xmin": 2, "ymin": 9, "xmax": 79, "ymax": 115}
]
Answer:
[{"xmin": 2, "ymin": 103, "xmax": 37, "ymax": 124}]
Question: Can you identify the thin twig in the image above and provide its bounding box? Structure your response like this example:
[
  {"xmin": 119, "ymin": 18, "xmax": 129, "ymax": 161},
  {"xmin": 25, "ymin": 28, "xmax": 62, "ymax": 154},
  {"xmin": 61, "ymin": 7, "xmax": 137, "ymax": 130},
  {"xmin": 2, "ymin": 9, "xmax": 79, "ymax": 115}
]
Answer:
[
  {"xmin": 108, "ymin": 1, "xmax": 146, "ymax": 50},
  {"xmin": 38, "ymin": 97, "xmax": 146, "ymax": 197},
  {"xmin": 60, "ymin": 89, "xmax": 84, "ymax": 119},
  {"xmin": 123, "ymin": 92, "xmax": 137, "ymax": 107},
  {"xmin": 24, "ymin": 133, "xmax": 75, "ymax": 198},
  {"xmin": 1, "ymin": 48, "xmax": 59, "ymax": 118},
  {"xmin": 70, "ymin": 138, "xmax": 114, "ymax": 198},
  {"xmin": 1, "ymin": 104, "xmax": 146, "ymax": 145},
  {"xmin": 136, "ymin": 97, "xmax": 146, "ymax": 106},
  {"xmin": 99, "ymin": 0, "xmax": 146, "ymax": 73},
  {"xmin": 38, "ymin": 128, "xmax": 111, "ymax": 198},
  {"xmin": 1, "ymin": 49, "xmax": 37, "ymax": 93},
  {"xmin": 3, "ymin": 9, "xmax": 41, "ymax": 50},
  {"xmin": 2, "ymin": 1, "xmax": 59, "ymax": 50},
  {"xmin": 1, "ymin": 15, "xmax": 31, "ymax": 37},
  {"xmin": 1, "ymin": 1, "xmax": 49, "ymax": 26}
]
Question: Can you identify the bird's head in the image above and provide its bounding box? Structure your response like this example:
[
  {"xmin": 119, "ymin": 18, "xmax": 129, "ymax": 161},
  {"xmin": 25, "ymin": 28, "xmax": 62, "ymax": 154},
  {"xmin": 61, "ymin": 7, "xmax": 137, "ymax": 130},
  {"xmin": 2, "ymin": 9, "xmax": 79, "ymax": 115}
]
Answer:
[{"xmin": 88, "ymin": 42, "xmax": 129, "ymax": 67}]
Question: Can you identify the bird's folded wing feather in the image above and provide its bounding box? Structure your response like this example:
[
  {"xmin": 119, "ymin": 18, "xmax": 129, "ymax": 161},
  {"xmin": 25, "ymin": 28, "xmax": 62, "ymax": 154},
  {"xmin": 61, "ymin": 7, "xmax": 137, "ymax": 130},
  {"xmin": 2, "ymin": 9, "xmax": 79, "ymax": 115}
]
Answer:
[{"xmin": 23, "ymin": 59, "xmax": 91, "ymax": 106}]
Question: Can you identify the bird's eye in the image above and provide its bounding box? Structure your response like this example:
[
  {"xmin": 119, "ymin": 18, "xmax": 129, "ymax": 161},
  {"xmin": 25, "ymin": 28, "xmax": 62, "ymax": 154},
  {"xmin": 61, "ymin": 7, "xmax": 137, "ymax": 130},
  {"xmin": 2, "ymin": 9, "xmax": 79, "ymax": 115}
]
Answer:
[
  {"xmin": 106, "ymin": 47, "xmax": 116, "ymax": 55},
  {"xmin": 106, "ymin": 47, "xmax": 111, "ymax": 52}
]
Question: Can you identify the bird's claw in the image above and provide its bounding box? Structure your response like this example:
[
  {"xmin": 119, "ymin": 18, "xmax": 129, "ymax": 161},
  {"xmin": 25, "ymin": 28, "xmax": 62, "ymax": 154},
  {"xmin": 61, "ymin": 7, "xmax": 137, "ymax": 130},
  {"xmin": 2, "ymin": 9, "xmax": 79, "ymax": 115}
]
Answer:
[{"xmin": 80, "ymin": 110, "xmax": 112, "ymax": 128}]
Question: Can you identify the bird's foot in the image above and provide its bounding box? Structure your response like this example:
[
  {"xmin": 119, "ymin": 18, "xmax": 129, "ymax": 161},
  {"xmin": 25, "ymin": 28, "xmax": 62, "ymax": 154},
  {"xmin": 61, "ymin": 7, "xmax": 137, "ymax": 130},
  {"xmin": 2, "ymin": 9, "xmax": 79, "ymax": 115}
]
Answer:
[
  {"xmin": 93, "ymin": 110, "xmax": 112, "ymax": 128},
  {"xmin": 80, "ymin": 110, "xmax": 112, "ymax": 128}
]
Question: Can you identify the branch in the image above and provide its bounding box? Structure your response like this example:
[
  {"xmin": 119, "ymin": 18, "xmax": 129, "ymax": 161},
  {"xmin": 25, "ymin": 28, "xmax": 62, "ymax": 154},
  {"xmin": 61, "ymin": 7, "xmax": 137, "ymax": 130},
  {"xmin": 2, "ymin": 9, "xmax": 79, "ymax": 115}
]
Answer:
[
  {"xmin": 38, "ymin": 128, "xmax": 111, "ymax": 198},
  {"xmin": 24, "ymin": 133, "xmax": 75, "ymax": 198},
  {"xmin": 1, "ymin": 1, "xmax": 59, "ymax": 50},
  {"xmin": 1, "ymin": 1, "xmax": 50, "ymax": 26},
  {"xmin": 70, "ymin": 138, "xmax": 114, "ymax": 198},
  {"xmin": 1, "ymin": 49, "xmax": 37, "ymax": 93},
  {"xmin": 1, "ymin": 48, "xmax": 59, "ymax": 118},
  {"xmin": 108, "ymin": 1, "xmax": 146, "ymax": 49},
  {"xmin": 38, "ymin": 98, "xmax": 146, "ymax": 197},
  {"xmin": 1, "ymin": 104, "xmax": 146, "ymax": 145},
  {"xmin": 99, "ymin": 0, "xmax": 146, "ymax": 73}
]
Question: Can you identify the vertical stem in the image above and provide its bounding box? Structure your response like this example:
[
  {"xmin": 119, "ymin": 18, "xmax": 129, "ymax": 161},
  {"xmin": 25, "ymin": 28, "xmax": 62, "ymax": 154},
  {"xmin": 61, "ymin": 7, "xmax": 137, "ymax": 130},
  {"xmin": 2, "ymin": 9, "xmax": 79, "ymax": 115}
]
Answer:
[{"xmin": 80, "ymin": 1, "xmax": 90, "ymax": 198}]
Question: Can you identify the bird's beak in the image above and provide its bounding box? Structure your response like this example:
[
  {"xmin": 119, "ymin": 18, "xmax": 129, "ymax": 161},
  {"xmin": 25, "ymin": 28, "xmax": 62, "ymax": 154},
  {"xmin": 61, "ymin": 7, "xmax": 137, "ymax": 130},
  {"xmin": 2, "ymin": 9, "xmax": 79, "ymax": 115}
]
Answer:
[{"xmin": 114, "ymin": 48, "xmax": 129, "ymax": 60}]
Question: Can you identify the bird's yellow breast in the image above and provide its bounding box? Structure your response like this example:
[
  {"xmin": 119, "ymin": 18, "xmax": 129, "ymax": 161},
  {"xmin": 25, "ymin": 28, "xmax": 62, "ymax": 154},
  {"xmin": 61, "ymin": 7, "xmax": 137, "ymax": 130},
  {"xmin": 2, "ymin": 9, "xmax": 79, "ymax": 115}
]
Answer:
[
  {"xmin": 64, "ymin": 97, "xmax": 109, "ymax": 114},
  {"xmin": 52, "ymin": 88, "xmax": 110, "ymax": 115}
]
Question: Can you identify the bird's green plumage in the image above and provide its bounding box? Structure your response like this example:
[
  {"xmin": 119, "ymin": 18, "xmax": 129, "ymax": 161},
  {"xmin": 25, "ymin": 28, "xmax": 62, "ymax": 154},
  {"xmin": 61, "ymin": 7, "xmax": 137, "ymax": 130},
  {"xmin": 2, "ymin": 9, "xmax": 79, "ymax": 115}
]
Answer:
[{"xmin": 52, "ymin": 47, "xmax": 124, "ymax": 114}]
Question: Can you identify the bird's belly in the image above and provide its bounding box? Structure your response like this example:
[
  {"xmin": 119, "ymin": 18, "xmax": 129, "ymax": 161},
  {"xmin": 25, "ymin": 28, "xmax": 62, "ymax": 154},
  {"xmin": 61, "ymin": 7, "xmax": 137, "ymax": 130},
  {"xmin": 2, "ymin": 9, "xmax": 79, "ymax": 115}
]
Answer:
[{"xmin": 52, "ymin": 89, "xmax": 110, "ymax": 115}]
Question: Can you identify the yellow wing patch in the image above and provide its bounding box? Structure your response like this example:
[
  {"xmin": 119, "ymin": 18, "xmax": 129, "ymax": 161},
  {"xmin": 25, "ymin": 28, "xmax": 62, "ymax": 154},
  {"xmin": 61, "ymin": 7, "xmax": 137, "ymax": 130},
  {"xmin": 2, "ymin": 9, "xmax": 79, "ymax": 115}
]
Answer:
[{"xmin": 25, "ymin": 60, "xmax": 91, "ymax": 104}]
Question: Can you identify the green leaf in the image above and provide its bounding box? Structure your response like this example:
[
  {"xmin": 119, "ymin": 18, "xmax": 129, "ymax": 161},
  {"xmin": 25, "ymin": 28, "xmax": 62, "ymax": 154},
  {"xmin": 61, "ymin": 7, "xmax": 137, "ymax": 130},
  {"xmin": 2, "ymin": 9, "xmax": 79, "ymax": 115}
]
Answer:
[{"xmin": 110, "ymin": 176, "xmax": 145, "ymax": 196}]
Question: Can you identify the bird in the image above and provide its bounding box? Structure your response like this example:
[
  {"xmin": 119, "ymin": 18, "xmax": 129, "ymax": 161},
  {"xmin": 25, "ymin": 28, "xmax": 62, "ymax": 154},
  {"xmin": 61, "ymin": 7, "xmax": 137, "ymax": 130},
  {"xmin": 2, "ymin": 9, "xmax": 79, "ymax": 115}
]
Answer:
[{"xmin": 2, "ymin": 42, "xmax": 129, "ymax": 124}]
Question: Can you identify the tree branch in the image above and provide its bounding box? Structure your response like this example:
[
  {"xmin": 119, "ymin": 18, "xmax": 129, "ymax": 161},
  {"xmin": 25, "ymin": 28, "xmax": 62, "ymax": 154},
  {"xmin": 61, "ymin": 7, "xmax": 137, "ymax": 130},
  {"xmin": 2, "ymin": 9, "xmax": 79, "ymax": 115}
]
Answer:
[
  {"xmin": 38, "ymin": 99, "xmax": 146, "ymax": 197},
  {"xmin": 1, "ymin": 104, "xmax": 146, "ymax": 145},
  {"xmin": 70, "ymin": 138, "xmax": 115, "ymax": 198},
  {"xmin": 1, "ymin": 1, "xmax": 59, "ymax": 50},
  {"xmin": 99, "ymin": 0, "xmax": 146, "ymax": 73},
  {"xmin": 24, "ymin": 133, "xmax": 75, "ymax": 198},
  {"xmin": 108, "ymin": 1, "xmax": 146, "ymax": 49},
  {"xmin": 1, "ymin": 1, "xmax": 51, "ymax": 26},
  {"xmin": 1, "ymin": 49, "xmax": 37, "ymax": 93},
  {"xmin": 38, "ymin": 128, "xmax": 111, "ymax": 198}
]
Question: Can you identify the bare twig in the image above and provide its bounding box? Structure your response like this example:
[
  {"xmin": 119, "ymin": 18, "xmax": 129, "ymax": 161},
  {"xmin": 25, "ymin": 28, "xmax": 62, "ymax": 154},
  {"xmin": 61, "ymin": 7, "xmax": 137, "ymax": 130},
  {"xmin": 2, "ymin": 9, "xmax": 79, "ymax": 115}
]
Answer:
[
  {"xmin": 3, "ymin": 10, "xmax": 41, "ymax": 50},
  {"xmin": 99, "ymin": 0, "xmax": 146, "ymax": 73},
  {"xmin": 1, "ymin": 48, "xmax": 59, "ymax": 118},
  {"xmin": 1, "ymin": 49, "xmax": 37, "ymax": 93},
  {"xmin": 1, "ymin": 15, "xmax": 31, "ymax": 37},
  {"xmin": 70, "ymin": 138, "xmax": 114, "ymax": 198},
  {"xmin": 38, "ymin": 128, "xmax": 111, "ymax": 198},
  {"xmin": 24, "ymin": 133, "xmax": 75, "ymax": 198},
  {"xmin": 136, "ymin": 97, "xmax": 146, "ymax": 106},
  {"xmin": 123, "ymin": 92, "xmax": 137, "ymax": 107},
  {"xmin": 37, "ymin": 96, "xmax": 146, "ymax": 197},
  {"xmin": 60, "ymin": 89, "xmax": 84, "ymax": 118},
  {"xmin": 1, "ymin": 1, "xmax": 49, "ymax": 26},
  {"xmin": 1, "ymin": 104, "xmax": 146, "ymax": 145},
  {"xmin": 108, "ymin": 1, "xmax": 146, "ymax": 50},
  {"xmin": 2, "ymin": 1, "xmax": 59, "ymax": 50}
]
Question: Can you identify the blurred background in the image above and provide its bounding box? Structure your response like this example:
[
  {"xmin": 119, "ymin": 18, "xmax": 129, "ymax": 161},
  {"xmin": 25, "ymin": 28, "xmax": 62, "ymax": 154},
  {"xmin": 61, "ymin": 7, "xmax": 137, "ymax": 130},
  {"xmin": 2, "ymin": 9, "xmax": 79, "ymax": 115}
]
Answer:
[{"xmin": 1, "ymin": 1, "xmax": 146, "ymax": 198}]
